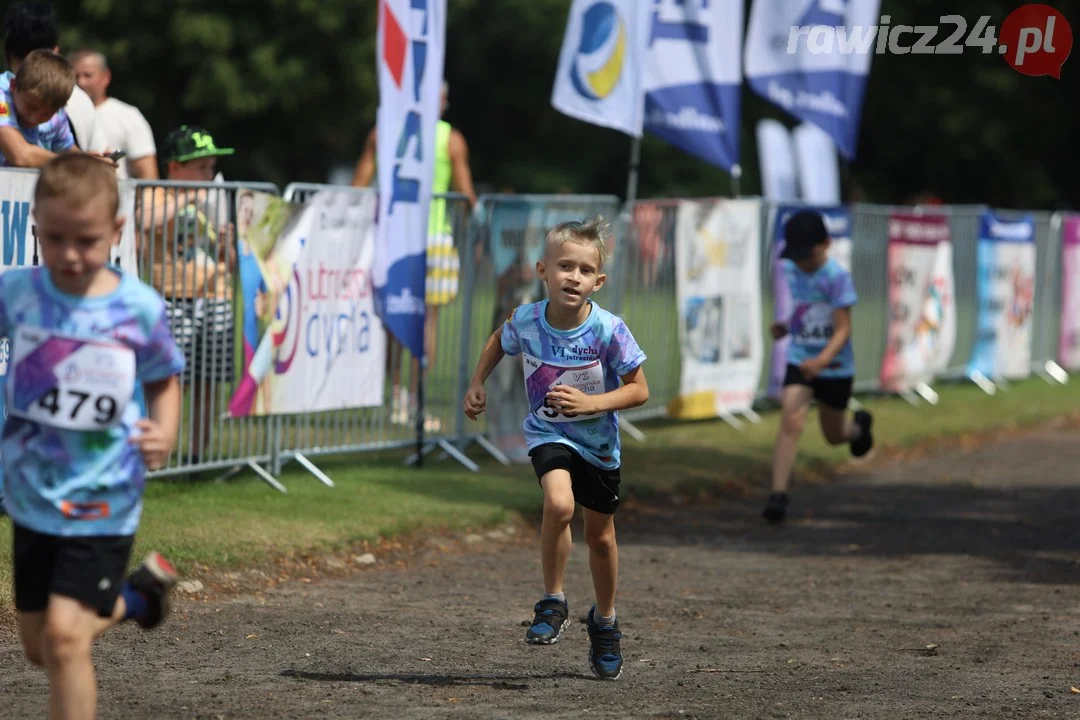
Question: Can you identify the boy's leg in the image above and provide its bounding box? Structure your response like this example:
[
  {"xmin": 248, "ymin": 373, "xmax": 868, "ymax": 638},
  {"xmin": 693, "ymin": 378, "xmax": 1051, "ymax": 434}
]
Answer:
[
  {"xmin": 816, "ymin": 379, "xmax": 874, "ymax": 456},
  {"xmin": 583, "ymin": 507, "xmax": 624, "ymax": 680},
  {"xmin": 580, "ymin": 459, "xmax": 623, "ymax": 680},
  {"xmin": 42, "ymin": 595, "xmax": 124, "ymax": 720},
  {"xmin": 765, "ymin": 380, "xmax": 814, "ymax": 523},
  {"xmin": 770, "ymin": 384, "xmax": 814, "ymax": 494},
  {"xmin": 582, "ymin": 508, "xmax": 617, "ymax": 618},
  {"xmin": 539, "ymin": 470, "xmax": 576, "ymax": 596},
  {"xmin": 17, "ymin": 612, "xmax": 47, "ymax": 667},
  {"xmin": 524, "ymin": 444, "xmax": 576, "ymax": 645}
]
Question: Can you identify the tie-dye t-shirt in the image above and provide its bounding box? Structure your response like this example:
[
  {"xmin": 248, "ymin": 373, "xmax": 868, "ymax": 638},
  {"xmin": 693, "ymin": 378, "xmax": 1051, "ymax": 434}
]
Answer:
[
  {"xmin": 0, "ymin": 72, "xmax": 75, "ymax": 165},
  {"xmin": 500, "ymin": 300, "xmax": 646, "ymax": 470},
  {"xmin": 783, "ymin": 257, "xmax": 857, "ymax": 378},
  {"xmin": 0, "ymin": 267, "xmax": 185, "ymax": 537}
]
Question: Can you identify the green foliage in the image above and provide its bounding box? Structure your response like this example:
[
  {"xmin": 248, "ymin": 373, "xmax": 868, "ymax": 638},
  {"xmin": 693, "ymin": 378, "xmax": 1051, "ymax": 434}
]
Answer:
[{"xmin": 45, "ymin": 0, "xmax": 1076, "ymax": 208}]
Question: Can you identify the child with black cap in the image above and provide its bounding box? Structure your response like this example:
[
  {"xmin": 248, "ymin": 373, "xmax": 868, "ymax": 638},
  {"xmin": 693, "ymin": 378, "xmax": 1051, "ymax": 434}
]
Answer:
[{"xmin": 764, "ymin": 210, "xmax": 873, "ymax": 524}]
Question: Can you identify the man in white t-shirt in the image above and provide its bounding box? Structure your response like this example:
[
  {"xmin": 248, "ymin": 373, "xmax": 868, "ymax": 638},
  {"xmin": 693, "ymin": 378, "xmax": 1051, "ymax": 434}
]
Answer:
[
  {"xmin": 71, "ymin": 49, "xmax": 158, "ymax": 179},
  {"xmin": 2, "ymin": 2, "xmax": 107, "ymax": 153}
]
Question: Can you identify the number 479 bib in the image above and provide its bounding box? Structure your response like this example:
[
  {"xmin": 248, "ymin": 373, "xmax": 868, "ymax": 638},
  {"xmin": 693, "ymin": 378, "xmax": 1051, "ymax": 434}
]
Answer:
[{"xmin": 7, "ymin": 326, "xmax": 135, "ymax": 431}]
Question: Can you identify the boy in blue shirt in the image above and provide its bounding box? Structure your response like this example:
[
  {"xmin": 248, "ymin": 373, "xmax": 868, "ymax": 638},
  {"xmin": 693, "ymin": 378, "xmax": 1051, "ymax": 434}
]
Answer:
[
  {"xmin": 1, "ymin": 154, "xmax": 185, "ymax": 719},
  {"xmin": 0, "ymin": 48, "xmax": 76, "ymax": 166},
  {"xmin": 464, "ymin": 216, "xmax": 649, "ymax": 681},
  {"xmin": 765, "ymin": 210, "xmax": 874, "ymax": 524}
]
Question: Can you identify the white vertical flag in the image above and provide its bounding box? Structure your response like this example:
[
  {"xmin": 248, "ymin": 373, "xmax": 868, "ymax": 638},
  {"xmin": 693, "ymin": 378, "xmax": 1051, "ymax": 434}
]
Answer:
[{"xmin": 551, "ymin": 0, "xmax": 649, "ymax": 137}]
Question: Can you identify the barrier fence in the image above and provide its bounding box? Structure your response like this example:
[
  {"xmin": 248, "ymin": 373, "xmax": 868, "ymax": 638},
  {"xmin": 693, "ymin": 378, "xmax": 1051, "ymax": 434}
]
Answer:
[{"xmin": 0, "ymin": 168, "xmax": 1073, "ymax": 489}]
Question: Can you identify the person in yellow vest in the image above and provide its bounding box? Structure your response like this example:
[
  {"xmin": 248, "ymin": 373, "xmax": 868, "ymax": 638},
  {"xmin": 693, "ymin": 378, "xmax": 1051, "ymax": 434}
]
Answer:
[{"xmin": 352, "ymin": 81, "xmax": 477, "ymax": 431}]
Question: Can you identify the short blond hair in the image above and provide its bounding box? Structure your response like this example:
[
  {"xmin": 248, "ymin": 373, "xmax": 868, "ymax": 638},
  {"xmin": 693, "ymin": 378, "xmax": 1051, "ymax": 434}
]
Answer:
[
  {"xmin": 14, "ymin": 49, "xmax": 75, "ymax": 111},
  {"xmin": 35, "ymin": 153, "xmax": 120, "ymax": 218},
  {"xmin": 545, "ymin": 215, "xmax": 611, "ymax": 268}
]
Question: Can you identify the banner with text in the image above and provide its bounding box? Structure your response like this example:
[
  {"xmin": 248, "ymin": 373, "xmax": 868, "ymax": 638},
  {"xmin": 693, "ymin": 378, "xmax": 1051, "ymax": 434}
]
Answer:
[
  {"xmin": 671, "ymin": 198, "xmax": 762, "ymax": 419},
  {"xmin": 880, "ymin": 212, "xmax": 956, "ymax": 392},
  {"xmin": 1059, "ymin": 215, "xmax": 1080, "ymax": 371},
  {"xmin": 229, "ymin": 190, "xmax": 386, "ymax": 417},
  {"xmin": 374, "ymin": 0, "xmax": 446, "ymax": 360},
  {"xmin": 966, "ymin": 211, "xmax": 1036, "ymax": 382},
  {"xmin": 768, "ymin": 205, "xmax": 852, "ymax": 398}
]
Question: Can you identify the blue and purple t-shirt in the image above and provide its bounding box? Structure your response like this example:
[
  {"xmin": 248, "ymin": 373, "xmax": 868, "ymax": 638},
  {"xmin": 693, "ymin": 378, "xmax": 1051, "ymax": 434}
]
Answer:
[
  {"xmin": 783, "ymin": 257, "xmax": 857, "ymax": 377},
  {"xmin": 0, "ymin": 267, "xmax": 185, "ymax": 537},
  {"xmin": 500, "ymin": 300, "xmax": 646, "ymax": 470}
]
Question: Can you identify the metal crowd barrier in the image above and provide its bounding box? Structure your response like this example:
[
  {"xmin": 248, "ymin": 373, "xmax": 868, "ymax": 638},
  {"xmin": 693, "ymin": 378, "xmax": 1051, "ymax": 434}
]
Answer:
[
  {"xmin": 273, "ymin": 184, "xmax": 476, "ymax": 474},
  {"xmin": 7, "ymin": 166, "xmax": 1069, "ymax": 481},
  {"xmin": 131, "ymin": 179, "xmax": 281, "ymax": 479}
]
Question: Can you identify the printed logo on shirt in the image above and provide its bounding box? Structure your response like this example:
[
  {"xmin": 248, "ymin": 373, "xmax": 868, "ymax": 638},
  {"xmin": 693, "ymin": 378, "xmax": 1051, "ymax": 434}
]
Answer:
[
  {"xmin": 0, "ymin": 102, "xmax": 8, "ymax": 117},
  {"xmin": 60, "ymin": 501, "xmax": 110, "ymax": 520}
]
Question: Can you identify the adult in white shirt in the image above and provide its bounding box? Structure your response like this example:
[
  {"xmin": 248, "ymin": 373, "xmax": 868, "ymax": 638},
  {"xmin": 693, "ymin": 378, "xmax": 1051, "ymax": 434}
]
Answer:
[
  {"xmin": 72, "ymin": 49, "xmax": 158, "ymax": 179},
  {"xmin": 2, "ymin": 2, "xmax": 108, "ymax": 153}
]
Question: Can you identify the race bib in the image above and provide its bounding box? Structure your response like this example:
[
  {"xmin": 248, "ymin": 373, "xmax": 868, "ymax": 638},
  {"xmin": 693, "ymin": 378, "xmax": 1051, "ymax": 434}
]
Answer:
[
  {"xmin": 7, "ymin": 327, "xmax": 135, "ymax": 431},
  {"xmin": 794, "ymin": 303, "xmax": 834, "ymax": 345},
  {"xmin": 523, "ymin": 352, "xmax": 604, "ymax": 424}
]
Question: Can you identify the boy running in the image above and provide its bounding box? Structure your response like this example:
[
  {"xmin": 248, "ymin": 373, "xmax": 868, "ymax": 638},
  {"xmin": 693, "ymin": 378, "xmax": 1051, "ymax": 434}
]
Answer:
[
  {"xmin": 464, "ymin": 216, "xmax": 649, "ymax": 681},
  {"xmin": 1, "ymin": 154, "xmax": 185, "ymax": 720},
  {"xmin": 764, "ymin": 210, "xmax": 874, "ymax": 524}
]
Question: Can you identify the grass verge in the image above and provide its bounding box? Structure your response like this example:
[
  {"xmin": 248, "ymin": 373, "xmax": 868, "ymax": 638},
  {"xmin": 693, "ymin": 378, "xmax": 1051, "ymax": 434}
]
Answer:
[{"xmin": 1, "ymin": 376, "xmax": 1078, "ymax": 609}]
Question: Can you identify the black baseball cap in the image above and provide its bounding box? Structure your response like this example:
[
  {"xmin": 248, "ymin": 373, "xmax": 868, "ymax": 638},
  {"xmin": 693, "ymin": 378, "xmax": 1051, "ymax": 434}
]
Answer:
[
  {"xmin": 780, "ymin": 210, "xmax": 829, "ymax": 261},
  {"xmin": 162, "ymin": 125, "xmax": 235, "ymax": 163}
]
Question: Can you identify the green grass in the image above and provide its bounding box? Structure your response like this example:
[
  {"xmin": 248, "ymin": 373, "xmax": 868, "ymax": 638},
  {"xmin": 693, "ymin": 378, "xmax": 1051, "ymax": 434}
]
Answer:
[{"xmin": 4, "ymin": 375, "xmax": 1079, "ymax": 610}]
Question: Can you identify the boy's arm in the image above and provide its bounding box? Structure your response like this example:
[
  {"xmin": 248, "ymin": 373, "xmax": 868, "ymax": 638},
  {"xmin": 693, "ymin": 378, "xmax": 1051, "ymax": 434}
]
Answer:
[
  {"xmin": 145, "ymin": 376, "xmax": 181, "ymax": 437},
  {"xmin": 135, "ymin": 375, "xmax": 181, "ymax": 470},
  {"xmin": 469, "ymin": 327, "xmax": 507, "ymax": 387},
  {"xmin": 810, "ymin": 306, "xmax": 852, "ymax": 366},
  {"xmin": 0, "ymin": 127, "xmax": 57, "ymax": 167},
  {"xmin": 592, "ymin": 365, "xmax": 650, "ymax": 413}
]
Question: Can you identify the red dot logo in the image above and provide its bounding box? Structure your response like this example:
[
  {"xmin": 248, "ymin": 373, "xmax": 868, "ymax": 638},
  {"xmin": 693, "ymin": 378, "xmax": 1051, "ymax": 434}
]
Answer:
[{"xmin": 1000, "ymin": 4, "xmax": 1073, "ymax": 78}]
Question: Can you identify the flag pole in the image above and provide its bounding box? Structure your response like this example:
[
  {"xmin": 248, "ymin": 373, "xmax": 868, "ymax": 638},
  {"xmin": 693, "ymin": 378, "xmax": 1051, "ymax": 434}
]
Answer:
[
  {"xmin": 625, "ymin": 135, "xmax": 642, "ymax": 205},
  {"xmin": 731, "ymin": 163, "xmax": 742, "ymax": 198}
]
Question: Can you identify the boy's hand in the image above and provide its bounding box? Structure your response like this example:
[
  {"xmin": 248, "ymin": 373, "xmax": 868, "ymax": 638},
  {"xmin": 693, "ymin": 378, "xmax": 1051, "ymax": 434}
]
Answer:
[
  {"xmin": 546, "ymin": 385, "xmax": 596, "ymax": 416},
  {"xmin": 131, "ymin": 419, "xmax": 175, "ymax": 471},
  {"xmin": 464, "ymin": 384, "xmax": 487, "ymax": 420},
  {"xmin": 800, "ymin": 357, "xmax": 828, "ymax": 380},
  {"xmin": 770, "ymin": 322, "xmax": 789, "ymax": 340}
]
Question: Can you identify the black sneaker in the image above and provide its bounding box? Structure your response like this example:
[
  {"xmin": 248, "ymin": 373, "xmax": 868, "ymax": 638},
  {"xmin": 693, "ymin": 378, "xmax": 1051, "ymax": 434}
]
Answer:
[
  {"xmin": 586, "ymin": 606, "xmax": 623, "ymax": 680},
  {"xmin": 763, "ymin": 492, "xmax": 788, "ymax": 524},
  {"xmin": 525, "ymin": 598, "xmax": 570, "ymax": 645},
  {"xmin": 126, "ymin": 552, "xmax": 180, "ymax": 630},
  {"xmin": 850, "ymin": 410, "xmax": 874, "ymax": 457}
]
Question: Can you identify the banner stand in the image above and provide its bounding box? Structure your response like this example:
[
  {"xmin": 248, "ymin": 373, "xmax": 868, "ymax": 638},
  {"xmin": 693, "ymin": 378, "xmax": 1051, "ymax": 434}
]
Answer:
[
  {"xmin": 1038, "ymin": 361, "xmax": 1069, "ymax": 385},
  {"xmin": 969, "ymin": 370, "xmax": 998, "ymax": 395},
  {"xmin": 914, "ymin": 382, "xmax": 939, "ymax": 405}
]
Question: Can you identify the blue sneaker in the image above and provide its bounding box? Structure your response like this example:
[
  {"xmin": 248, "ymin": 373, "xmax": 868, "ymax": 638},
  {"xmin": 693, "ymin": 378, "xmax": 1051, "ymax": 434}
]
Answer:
[
  {"xmin": 586, "ymin": 606, "xmax": 623, "ymax": 680},
  {"xmin": 525, "ymin": 597, "xmax": 570, "ymax": 645}
]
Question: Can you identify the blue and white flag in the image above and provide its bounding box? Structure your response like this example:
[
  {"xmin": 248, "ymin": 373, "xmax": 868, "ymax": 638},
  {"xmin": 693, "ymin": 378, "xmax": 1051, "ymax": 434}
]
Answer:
[
  {"xmin": 744, "ymin": 0, "xmax": 881, "ymax": 159},
  {"xmin": 551, "ymin": 0, "xmax": 649, "ymax": 137},
  {"xmin": 967, "ymin": 211, "xmax": 1037, "ymax": 382},
  {"xmin": 643, "ymin": 0, "xmax": 743, "ymax": 171},
  {"xmin": 374, "ymin": 0, "xmax": 446, "ymax": 360}
]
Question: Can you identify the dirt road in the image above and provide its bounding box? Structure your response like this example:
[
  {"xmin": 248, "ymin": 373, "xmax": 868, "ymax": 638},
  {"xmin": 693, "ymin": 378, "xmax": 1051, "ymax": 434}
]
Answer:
[{"xmin": 3, "ymin": 429, "xmax": 1080, "ymax": 719}]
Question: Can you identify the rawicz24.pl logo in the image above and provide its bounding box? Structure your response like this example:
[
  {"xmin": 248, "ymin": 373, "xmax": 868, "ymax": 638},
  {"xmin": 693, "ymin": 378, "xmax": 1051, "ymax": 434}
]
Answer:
[{"xmin": 787, "ymin": 3, "xmax": 1072, "ymax": 78}]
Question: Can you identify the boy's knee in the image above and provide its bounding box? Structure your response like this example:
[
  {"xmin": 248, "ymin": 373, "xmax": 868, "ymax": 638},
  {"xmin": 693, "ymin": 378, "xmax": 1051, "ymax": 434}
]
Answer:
[
  {"xmin": 42, "ymin": 621, "xmax": 90, "ymax": 663},
  {"xmin": 544, "ymin": 495, "xmax": 576, "ymax": 525},
  {"xmin": 780, "ymin": 409, "xmax": 808, "ymax": 435},
  {"xmin": 586, "ymin": 525, "xmax": 616, "ymax": 554}
]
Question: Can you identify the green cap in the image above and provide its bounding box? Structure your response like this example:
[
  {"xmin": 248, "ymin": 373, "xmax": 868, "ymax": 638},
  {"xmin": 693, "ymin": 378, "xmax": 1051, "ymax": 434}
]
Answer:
[{"xmin": 162, "ymin": 125, "xmax": 235, "ymax": 163}]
